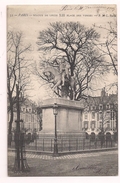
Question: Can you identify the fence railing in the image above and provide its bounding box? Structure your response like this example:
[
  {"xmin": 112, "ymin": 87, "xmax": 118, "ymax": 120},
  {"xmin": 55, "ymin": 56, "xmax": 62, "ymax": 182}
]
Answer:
[{"xmin": 9, "ymin": 136, "xmax": 117, "ymax": 153}]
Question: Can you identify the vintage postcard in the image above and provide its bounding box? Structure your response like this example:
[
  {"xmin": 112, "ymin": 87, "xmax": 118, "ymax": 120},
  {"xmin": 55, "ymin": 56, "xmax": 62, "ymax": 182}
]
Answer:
[{"xmin": 7, "ymin": 5, "xmax": 118, "ymax": 176}]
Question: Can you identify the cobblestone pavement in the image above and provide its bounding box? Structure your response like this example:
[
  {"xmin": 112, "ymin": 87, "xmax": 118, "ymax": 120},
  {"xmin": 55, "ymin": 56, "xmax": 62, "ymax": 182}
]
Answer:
[
  {"xmin": 8, "ymin": 150, "xmax": 118, "ymax": 176},
  {"xmin": 8, "ymin": 150, "xmax": 117, "ymax": 160}
]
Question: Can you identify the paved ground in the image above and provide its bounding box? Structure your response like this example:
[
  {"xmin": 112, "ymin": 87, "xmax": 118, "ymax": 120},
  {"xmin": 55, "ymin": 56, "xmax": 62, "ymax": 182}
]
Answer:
[
  {"xmin": 8, "ymin": 150, "xmax": 117, "ymax": 160},
  {"xmin": 8, "ymin": 150, "xmax": 118, "ymax": 176}
]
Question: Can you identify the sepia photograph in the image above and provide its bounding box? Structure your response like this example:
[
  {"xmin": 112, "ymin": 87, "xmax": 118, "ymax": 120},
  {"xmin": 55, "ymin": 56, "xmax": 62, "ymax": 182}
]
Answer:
[{"xmin": 7, "ymin": 4, "xmax": 118, "ymax": 176}]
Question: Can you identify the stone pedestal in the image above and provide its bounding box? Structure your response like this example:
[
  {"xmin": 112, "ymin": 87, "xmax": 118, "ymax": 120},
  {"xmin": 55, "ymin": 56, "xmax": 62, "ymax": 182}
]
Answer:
[{"xmin": 40, "ymin": 98, "xmax": 85, "ymax": 138}]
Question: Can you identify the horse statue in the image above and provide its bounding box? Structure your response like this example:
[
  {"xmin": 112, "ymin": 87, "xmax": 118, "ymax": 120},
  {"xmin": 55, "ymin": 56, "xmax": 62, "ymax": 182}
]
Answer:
[
  {"xmin": 43, "ymin": 65, "xmax": 76, "ymax": 100},
  {"xmin": 43, "ymin": 66, "xmax": 62, "ymax": 90}
]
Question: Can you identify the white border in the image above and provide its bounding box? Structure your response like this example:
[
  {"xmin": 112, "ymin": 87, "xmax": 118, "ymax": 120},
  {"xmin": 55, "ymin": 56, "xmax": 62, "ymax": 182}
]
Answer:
[{"xmin": 0, "ymin": 0, "xmax": 119, "ymax": 182}]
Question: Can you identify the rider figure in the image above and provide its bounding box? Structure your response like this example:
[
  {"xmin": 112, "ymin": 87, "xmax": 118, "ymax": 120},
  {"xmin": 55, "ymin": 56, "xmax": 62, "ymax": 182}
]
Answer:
[{"xmin": 59, "ymin": 60, "xmax": 70, "ymax": 86}]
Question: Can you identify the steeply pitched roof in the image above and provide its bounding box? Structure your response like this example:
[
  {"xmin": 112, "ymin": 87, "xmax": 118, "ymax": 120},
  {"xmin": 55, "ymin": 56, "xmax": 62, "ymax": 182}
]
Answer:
[{"xmin": 84, "ymin": 93, "xmax": 117, "ymax": 110}]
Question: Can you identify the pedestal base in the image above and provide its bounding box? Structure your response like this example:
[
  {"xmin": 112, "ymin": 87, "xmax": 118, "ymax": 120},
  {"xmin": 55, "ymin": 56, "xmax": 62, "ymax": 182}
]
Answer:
[{"xmin": 41, "ymin": 98, "xmax": 84, "ymax": 136}]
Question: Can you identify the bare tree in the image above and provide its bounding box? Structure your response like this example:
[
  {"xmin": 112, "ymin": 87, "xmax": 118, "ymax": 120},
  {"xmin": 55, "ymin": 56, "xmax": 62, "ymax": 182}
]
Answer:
[
  {"xmin": 34, "ymin": 22, "xmax": 107, "ymax": 100},
  {"xmin": 7, "ymin": 31, "xmax": 31, "ymax": 135},
  {"xmin": 93, "ymin": 21, "xmax": 117, "ymax": 75}
]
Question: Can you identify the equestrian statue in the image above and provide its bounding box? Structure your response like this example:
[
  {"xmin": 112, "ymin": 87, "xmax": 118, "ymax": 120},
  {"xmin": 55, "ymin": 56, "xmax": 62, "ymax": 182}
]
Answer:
[{"xmin": 43, "ymin": 60, "xmax": 76, "ymax": 100}]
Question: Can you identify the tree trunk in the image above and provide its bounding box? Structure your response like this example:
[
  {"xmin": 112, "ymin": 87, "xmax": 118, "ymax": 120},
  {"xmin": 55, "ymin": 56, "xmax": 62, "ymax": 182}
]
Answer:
[
  {"xmin": 8, "ymin": 101, "xmax": 14, "ymax": 146},
  {"xmin": 70, "ymin": 65, "xmax": 74, "ymax": 76},
  {"xmin": 8, "ymin": 103, "xmax": 14, "ymax": 134}
]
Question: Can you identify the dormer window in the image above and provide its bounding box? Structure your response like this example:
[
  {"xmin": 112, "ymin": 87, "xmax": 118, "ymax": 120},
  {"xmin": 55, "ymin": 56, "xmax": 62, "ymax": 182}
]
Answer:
[
  {"xmin": 87, "ymin": 106, "xmax": 90, "ymax": 111},
  {"xmin": 99, "ymin": 104, "xmax": 103, "ymax": 110},
  {"xmin": 106, "ymin": 104, "xmax": 109, "ymax": 110},
  {"xmin": 92, "ymin": 106, "xmax": 96, "ymax": 110},
  {"xmin": 110, "ymin": 104, "xmax": 114, "ymax": 109},
  {"xmin": 33, "ymin": 110, "xmax": 36, "ymax": 114},
  {"xmin": 99, "ymin": 121, "xmax": 102, "ymax": 128}
]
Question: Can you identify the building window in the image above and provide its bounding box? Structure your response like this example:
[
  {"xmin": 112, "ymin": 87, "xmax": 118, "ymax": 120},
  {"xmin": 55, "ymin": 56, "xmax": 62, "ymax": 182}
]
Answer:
[
  {"xmin": 87, "ymin": 106, "xmax": 90, "ymax": 111},
  {"xmin": 106, "ymin": 111, "xmax": 110, "ymax": 119},
  {"xmin": 84, "ymin": 112, "xmax": 88, "ymax": 119},
  {"xmin": 92, "ymin": 112, "xmax": 95, "ymax": 119},
  {"xmin": 23, "ymin": 108, "xmax": 25, "ymax": 112},
  {"xmin": 99, "ymin": 121, "xmax": 102, "ymax": 128},
  {"xmin": 99, "ymin": 112, "xmax": 102, "ymax": 120},
  {"xmin": 29, "ymin": 109, "xmax": 31, "ymax": 113},
  {"xmin": 23, "ymin": 114, "xmax": 25, "ymax": 121},
  {"xmin": 85, "ymin": 123, "xmax": 88, "ymax": 129},
  {"xmin": 99, "ymin": 104, "xmax": 103, "ymax": 110},
  {"xmin": 111, "ymin": 110, "xmax": 114, "ymax": 120},
  {"xmin": 107, "ymin": 121, "xmax": 110, "ymax": 129},
  {"xmin": 84, "ymin": 121, "xmax": 88, "ymax": 130},
  {"xmin": 91, "ymin": 121, "xmax": 95, "ymax": 130},
  {"xmin": 91, "ymin": 123, "xmax": 94, "ymax": 129},
  {"xmin": 97, "ymin": 112, "xmax": 99, "ymax": 121},
  {"xmin": 106, "ymin": 104, "xmax": 109, "ymax": 110},
  {"xmin": 92, "ymin": 106, "xmax": 96, "ymax": 110},
  {"xmin": 29, "ymin": 115, "xmax": 31, "ymax": 122},
  {"xmin": 33, "ymin": 110, "xmax": 36, "ymax": 114},
  {"xmin": 110, "ymin": 104, "xmax": 114, "ymax": 109}
]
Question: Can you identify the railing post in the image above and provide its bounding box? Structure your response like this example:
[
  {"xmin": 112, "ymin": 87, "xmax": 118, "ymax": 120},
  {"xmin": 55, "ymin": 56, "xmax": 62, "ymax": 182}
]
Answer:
[
  {"xmin": 95, "ymin": 139, "xmax": 97, "ymax": 149},
  {"xmin": 43, "ymin": 138, "xmax": 44, "ymax": 151},
  {"xmin": 51, "ymin": 139, "xmax": 52, "ymax": 152},
  {"xmin": 35, "ymin": 138, "xmax": 37, "ymax": 151},
  {"xmin": 76, "ymin": 139, "xmax": 78, "ymax": 151},
  {"xmin": 89, "ymin": 140, "xmax": 91, "ymax": 149},
  {"xmin": 83, "ymin": 138, "xmax": 85, "ymax": 150},
  {"xmin": 61, "ymin": 138, "xmax": 63, "ymax": 152},
  {"xmin": 106, "ymin": 140, "xmax": 107, "ymax": 148},
  {"xmin": 111, "ymin": 139, "xmax": 112, "ymax": 147},
  {"xmin": 69, "ymin": 139, "xmax": 70, "ymax": 151}
]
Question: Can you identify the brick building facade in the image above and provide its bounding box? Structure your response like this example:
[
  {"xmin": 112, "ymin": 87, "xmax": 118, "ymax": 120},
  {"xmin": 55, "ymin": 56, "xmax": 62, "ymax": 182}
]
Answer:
[
  {"xmin": 82, "ymin": 88, "xmax": 118, "ymax": 138},
  {"xmin": 8, "ymin": 98, "xmax": 41, "ymax": 133}
]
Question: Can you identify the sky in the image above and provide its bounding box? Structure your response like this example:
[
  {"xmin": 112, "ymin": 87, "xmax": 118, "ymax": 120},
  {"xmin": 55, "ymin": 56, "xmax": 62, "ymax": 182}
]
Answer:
[{"xmin": 7, "ymin": 5, "xmax": 117, "ymax": 103}]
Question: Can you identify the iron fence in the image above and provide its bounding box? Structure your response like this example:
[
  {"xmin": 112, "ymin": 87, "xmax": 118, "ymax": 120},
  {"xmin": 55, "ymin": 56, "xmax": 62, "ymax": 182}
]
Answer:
[{"xmin": 9, "ymin": 135, "xmax": 117, "ymax": 153}]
